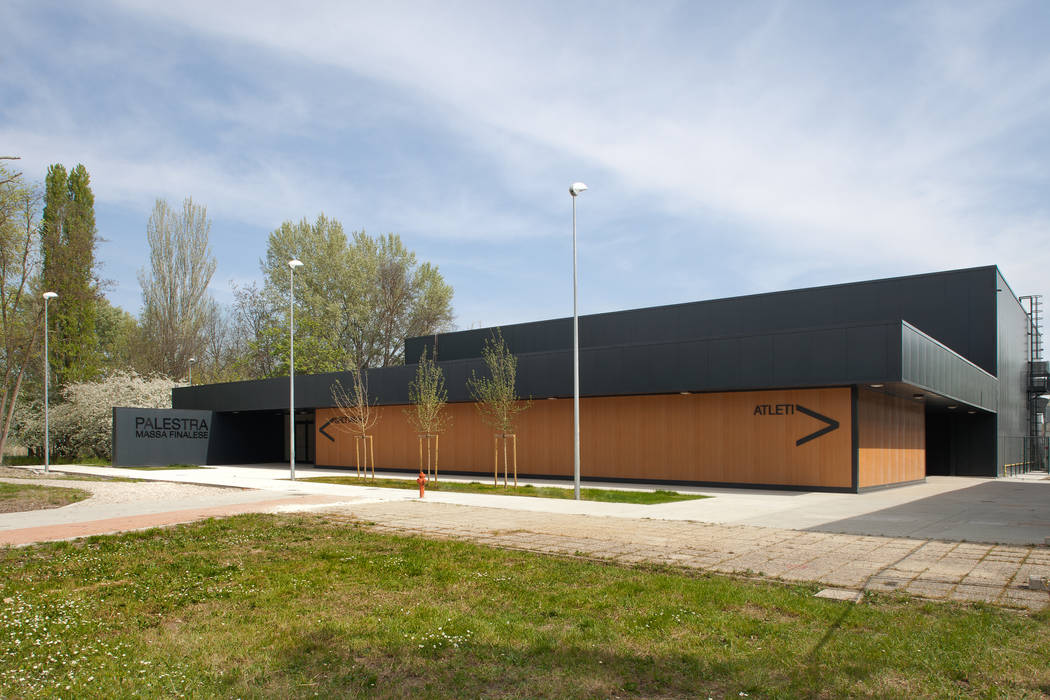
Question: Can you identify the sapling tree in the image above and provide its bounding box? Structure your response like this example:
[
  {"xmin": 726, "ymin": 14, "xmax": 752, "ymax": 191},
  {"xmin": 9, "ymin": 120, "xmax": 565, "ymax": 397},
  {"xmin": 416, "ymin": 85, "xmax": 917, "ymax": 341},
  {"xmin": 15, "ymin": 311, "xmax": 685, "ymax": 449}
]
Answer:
[
  {"xmin": 330, "ymin": 364, "xmax": 381, "ymax": 477},
  {"xmin": 467, "ymin": 328, "xmax": 530, "ymax": 486},
  {"xmin": 404, "ymin": 351, "xmax": 451, "ymax": 480}
]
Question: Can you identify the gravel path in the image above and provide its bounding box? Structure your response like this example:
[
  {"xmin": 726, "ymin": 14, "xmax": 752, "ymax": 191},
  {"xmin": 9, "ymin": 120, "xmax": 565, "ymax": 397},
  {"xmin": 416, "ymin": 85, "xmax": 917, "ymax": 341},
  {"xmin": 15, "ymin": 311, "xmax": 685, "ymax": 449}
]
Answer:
[
  {"xmin": 0, "ymin": 475, "xmax": 347, "ymax": 546},
  {"xmin": 0, "ymin": 477, "xmax": 244, "ymax": 506}
]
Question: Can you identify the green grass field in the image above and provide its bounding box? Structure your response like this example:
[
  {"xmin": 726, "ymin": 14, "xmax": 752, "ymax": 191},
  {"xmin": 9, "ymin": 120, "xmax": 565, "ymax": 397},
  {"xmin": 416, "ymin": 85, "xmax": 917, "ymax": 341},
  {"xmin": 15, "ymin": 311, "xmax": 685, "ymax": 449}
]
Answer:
[
  {"xmin": 303, "ymin": 475, "xmax": 707, "ymax": 504},
  {"xmin": 1, "ymin": 456, "xmax": 110, "ymax": 467},
  {"xmin": 0, "ymin": 467, "xmax": 139, "ymax": 485},
  {"xmin": 0, "ymin": 514, "xmax": 1046, "ymax": 698},
  {"xmin": 0, "ymin": 481, "xmax": 90, "ymax": 514}
]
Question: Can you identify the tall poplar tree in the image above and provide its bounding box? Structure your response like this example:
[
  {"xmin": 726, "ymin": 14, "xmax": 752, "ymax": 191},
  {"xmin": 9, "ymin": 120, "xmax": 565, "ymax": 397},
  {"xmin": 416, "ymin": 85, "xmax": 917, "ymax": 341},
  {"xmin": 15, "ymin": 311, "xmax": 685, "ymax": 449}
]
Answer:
[
  {"xmin": 137, "ymin": 197, "xmax": 217, "ymax": 380},
  {"xmin": 42, "ymin": 163, "xmax": 100, "ymax": 385}
]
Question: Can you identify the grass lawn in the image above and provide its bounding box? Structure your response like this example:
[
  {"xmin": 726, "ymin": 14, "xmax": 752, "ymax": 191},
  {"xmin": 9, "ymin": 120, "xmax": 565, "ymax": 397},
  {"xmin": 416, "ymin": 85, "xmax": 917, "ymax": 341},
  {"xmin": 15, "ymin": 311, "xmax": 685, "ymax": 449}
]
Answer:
[
  {"xmin": 0, "ymin": 481, "xmax": 90, "ymax": 514},
  {"xmin": 2, "ymin": 456, "xmax": 110, "ymax": 467},
  {"xmin": 0, "ymin": 467, "xmax": 140, "ymax": 484},
  {"xmin": 304, "ymin": 475, "xmax": 707, "ymax": 504},
  {"xmin": 0, "ymin": 515, "xmax": 1046, "ymax": 698}
]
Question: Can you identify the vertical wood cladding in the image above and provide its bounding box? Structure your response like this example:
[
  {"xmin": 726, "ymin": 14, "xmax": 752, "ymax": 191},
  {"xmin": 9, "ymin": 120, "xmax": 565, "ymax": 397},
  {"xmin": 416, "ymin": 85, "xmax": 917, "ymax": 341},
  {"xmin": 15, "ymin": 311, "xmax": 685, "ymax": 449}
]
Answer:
[
  {"xmin": 316, "ymin": 387, "xmax": 854, "ymax": 488},
  {"xmin": 856, "ymin": 389, "xmax": 925, "ymax": 488}
]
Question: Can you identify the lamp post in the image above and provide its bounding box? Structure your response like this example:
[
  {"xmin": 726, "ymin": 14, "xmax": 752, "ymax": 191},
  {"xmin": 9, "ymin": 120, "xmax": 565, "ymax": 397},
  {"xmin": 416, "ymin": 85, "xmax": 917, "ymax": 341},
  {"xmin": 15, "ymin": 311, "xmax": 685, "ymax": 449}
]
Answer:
[
  {"xmin": 188, "ymin": 357, "xmax": 197, "ymax": 386},
  {"xmin": 288, "ymin": 259, "xmax": 304, "ymax": 480},
  {"xmin": 42, "ymin": 292, "xmax": 58, "ymax": 474},
  {"xmin": 569, "ymin": 182, "xmax": 587, "ymax": 500}
]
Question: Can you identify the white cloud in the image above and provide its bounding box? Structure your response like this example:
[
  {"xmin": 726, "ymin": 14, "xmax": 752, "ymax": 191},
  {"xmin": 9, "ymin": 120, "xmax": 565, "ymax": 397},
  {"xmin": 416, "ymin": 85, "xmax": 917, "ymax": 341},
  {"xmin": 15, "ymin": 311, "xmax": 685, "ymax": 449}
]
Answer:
[
  {"xmin": 104, "ymin": 1, "xmax": 1050, "ymax": 292},
  {"xmin": 7, "ymin": 0, "xmax": 1049, "ymax": 319}
]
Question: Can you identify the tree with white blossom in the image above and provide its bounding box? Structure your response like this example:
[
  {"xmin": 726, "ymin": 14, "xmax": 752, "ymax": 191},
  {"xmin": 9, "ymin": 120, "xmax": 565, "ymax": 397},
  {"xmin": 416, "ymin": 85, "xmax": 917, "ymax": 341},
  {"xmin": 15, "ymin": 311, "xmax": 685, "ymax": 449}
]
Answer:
[{"xmin": 15, "ymin": 370, "xmax": 174, "ymax": 461}]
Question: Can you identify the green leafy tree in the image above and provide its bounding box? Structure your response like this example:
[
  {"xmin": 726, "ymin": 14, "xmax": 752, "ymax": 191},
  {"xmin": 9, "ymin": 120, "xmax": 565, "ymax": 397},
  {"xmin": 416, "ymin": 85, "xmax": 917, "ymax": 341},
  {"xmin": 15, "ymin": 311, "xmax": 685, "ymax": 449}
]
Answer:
[
  {"xmin": 259, "ymin": 215, "xmax": 348, "ymax": 376},
  {"xmin": 41, "ymin": 163, "xmax": 100, "ymax": 385},
  {"xmin": 349, "ymin": 232, "xmax": 454, "ymax": 367},
  {"xmin": 95, "ymin": 298, "xmax": 139, "ymax": 372},
  {"xmin": 253, "ymin": 215, "xmax": 454, "ymax": 377},
  {"xmin": 228, "ymin": 281, "xmax": 279, "ymax": 380},
  {"xmin": 0, "ymin": 164, "xmax": 44, "ymax": 462}
]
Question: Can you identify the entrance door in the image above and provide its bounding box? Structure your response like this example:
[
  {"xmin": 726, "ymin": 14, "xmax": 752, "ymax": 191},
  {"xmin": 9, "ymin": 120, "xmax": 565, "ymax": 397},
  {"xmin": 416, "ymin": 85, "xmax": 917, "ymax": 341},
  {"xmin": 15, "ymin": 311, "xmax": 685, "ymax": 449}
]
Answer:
[
  {"xmin": 925, "ymin": 413, "xmax": 951, "ymax": 475},
  {"xmin": 294, "ymin": 417, "xmax": 315, "ymax": 463}
]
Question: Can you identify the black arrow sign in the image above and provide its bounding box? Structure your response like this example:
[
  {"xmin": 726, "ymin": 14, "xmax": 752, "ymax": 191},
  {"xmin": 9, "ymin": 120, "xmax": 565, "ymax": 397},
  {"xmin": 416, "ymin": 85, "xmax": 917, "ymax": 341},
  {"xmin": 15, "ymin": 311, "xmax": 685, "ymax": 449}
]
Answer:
[
  {"xmin": 793, "ymin": 404, "xmax": 840, "ymax": 446},
  {"xmin": 319, "ymin": 418, "xmax": 339, "ymax": 442}
]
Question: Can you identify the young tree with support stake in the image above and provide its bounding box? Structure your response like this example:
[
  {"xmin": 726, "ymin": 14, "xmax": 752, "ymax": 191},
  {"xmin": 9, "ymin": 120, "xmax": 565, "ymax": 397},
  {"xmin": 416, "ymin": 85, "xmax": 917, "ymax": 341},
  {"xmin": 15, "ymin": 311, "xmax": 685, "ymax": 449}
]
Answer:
[
  {"xmin": 330, "ymin": 365, "xmax": 380, "ymax": 478},
  {"xmin": 405, "ymin": 351, "xmax": 451, "ymax": 482},
  {"xmin": 467, "ymin": 328, "xmax": 530, "ymax": 487}
]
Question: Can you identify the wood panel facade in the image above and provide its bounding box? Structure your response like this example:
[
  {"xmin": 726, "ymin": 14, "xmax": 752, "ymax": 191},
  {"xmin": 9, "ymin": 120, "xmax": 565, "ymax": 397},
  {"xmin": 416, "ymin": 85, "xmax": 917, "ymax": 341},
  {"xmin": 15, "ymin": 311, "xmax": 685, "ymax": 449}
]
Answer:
[
  {"xmin": 856, "ymin": 389, "xmax": 925, "ymax": 489},
  {"xmin": 316, "ymin": 387, "xmax": 855, "ymax": 489}
]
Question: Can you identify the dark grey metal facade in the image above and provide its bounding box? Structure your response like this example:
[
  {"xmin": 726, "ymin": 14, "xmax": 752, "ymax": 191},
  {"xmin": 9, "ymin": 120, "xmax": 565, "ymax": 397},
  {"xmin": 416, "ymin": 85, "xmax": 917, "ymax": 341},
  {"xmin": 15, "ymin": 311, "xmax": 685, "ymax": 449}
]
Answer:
[
  {"xmin": 176, "ymin": 320, "xmax": 992, "ymax": 410},
  {"xmin": 407, "ymin": 265, "xmax": 1002, "ymax": 375},
  {"xmin": 900, "ymin": 323, "xmax": 998, "ymax": 412},
  {"xmin": 996, "ymin": 269, "xmax": 1031, "ymax": 470},
  {"xmin": 172, "ymin": 265, "xmax": 1032, "ymax": 478}
]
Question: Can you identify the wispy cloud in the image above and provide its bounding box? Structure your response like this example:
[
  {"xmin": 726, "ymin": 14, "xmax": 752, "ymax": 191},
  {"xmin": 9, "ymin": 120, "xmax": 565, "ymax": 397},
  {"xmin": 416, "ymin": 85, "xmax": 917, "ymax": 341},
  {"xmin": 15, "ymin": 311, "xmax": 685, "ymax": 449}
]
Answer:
[{"xmin": 4, "ymin": 0, "xmax": 1048, "ymax": 321}]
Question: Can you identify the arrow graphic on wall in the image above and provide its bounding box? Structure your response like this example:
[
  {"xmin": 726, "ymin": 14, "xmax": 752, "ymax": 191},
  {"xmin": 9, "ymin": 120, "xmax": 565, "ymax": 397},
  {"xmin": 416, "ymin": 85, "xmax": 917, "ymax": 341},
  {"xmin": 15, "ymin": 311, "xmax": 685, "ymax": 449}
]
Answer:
[
  {"xmin": 319, "ymin": 418, "xmax": 338, "ymax": 442},
  {"xmin": 793, "ymin": 404, "xmax": 840, "ymax": 446}
]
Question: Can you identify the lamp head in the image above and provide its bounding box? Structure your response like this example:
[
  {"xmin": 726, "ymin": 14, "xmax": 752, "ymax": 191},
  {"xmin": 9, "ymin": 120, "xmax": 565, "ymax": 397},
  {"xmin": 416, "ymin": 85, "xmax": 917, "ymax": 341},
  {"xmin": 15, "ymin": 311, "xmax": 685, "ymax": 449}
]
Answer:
[
  {"xmin": 569, "ymin": 182, "xmax": 588, "ymax": 197},
  {"xmin": 288, "ymin": 259, "xmax": 304, "ymax": 269},
  {"xmin": 42, "ymin": 292, "xmax": 58, "ymax": 300}
]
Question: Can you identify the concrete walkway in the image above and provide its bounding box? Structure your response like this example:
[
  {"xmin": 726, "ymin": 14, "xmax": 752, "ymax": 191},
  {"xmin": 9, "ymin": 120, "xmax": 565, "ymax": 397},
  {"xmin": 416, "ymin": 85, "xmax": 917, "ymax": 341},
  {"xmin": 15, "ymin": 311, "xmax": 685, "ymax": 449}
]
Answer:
[
  {"xmin": 18, "ymin": 463, "xmax": 1050, "ymax": 544},
  {"xmin": 2, "ymin": 464, "xmax": 1047, "ymax": 610},
  {"xmin": 326, "ymin": 500, "xmax": 1050, "ymax": 611}
]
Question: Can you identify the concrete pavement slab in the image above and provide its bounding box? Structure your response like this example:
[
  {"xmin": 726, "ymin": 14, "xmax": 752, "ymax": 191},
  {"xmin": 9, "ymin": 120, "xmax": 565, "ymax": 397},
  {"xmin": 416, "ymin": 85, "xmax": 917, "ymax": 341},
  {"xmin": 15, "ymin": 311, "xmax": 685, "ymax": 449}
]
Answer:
[
  {"xmin": 23, "ymin": 465, "xmax": 1048, "ymax": 545},
  {"xmin": 4, "ymin": 463, "xmax": 1048, "ymax": 611}
]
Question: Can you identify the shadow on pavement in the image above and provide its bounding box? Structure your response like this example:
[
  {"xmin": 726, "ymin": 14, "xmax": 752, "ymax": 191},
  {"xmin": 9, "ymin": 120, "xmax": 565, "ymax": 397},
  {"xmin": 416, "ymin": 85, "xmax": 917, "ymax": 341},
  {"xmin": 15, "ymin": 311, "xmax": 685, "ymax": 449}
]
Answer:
[{"xmin": 804, "ymin": 480, "xmax": 1050, "ymax": 545}]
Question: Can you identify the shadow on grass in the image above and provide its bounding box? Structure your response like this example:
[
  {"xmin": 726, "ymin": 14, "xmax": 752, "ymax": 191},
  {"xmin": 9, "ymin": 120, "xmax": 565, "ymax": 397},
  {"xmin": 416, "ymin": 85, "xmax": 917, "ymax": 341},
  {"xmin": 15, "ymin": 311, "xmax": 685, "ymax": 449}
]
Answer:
[{"xmin": 270, "ymin": 625, "xmax": 748, "ymax": 698}]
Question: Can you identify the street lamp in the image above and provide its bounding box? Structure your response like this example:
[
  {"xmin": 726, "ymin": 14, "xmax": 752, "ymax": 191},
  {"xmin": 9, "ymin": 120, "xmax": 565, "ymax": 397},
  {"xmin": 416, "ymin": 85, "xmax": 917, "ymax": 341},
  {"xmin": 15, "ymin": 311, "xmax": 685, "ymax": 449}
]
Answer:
[
  {"xmin": 569, "ymin": 181, "xmax": 587, "ymax": 500},
  {"xmin": 188, "ymin": 357, "xmax": 197, "ymax": 386},
  {"xmin": 288, "ymin": 259, "xmax": 304, "ymax": 481},
  {"xmin": 42, "ymin": 292, "xmax": 57, "ymax": 474}
]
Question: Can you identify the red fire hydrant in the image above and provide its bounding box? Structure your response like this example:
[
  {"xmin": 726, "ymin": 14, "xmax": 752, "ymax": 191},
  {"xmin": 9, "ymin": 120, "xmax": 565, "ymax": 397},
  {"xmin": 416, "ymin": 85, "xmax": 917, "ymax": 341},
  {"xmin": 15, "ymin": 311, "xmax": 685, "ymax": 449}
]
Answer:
[{"xmin": 417, "ymin": 470, "xmax": 428, "ymax": 498}]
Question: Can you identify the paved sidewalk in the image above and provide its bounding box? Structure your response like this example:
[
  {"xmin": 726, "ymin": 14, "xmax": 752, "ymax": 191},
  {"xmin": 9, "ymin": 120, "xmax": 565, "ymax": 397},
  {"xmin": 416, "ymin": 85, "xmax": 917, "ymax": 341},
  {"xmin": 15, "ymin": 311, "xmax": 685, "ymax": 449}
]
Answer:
[
  {"xmin": 3, "ymin": 464, "xmax": 1048, "ymax": 611},
  {"xmin": 1, "ymin": 493, "xmax": 344, "ymax": 546},
  {"xmin": 28, "ymin": 463, "xmax": 1050, "ymax": 545},
  {"xmin": 323, "ymin": 499, "xmax": 1050, "ymax": 611},
  {"xmin": 0, "ymin": 474, "xmax": 353, "ymax": 546}
]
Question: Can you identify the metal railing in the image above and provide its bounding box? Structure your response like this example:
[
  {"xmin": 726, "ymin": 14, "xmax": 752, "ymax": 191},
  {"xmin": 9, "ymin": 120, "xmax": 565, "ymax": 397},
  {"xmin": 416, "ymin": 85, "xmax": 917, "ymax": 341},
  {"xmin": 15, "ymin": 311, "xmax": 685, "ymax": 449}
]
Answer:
[{"xmin": 1002, "ymin": 436, "xmax": 1048, "ymax": 476}]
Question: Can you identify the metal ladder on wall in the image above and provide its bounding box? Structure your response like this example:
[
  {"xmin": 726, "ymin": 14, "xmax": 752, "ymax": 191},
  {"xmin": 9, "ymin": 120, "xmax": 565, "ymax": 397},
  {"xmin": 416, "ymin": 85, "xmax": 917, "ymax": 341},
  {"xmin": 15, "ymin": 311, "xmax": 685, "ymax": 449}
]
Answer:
[
  {"xmin": 1021, "ymin": 295, "xmax": 1044, "ymax": 362},
  {"xmin": 1018, "ymin": 295, "xmax": 1047, "ymax": 475}
]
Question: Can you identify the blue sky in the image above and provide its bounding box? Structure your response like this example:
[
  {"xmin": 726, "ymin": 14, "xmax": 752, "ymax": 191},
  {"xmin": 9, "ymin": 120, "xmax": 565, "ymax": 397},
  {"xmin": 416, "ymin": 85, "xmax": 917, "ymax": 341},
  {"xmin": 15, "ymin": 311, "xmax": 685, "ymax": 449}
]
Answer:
[{"xmin": 2, "ymin": 1, "xmax": 1048, "ymax": 329}]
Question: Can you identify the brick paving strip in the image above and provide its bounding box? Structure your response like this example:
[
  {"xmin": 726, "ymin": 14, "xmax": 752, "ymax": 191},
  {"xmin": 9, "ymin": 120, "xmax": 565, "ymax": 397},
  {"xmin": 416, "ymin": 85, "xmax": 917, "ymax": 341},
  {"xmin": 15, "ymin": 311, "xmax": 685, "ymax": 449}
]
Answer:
[
  {"xmin": 0, "ymin": 494, "xmax": 348, "ymax": 547},
  {"xmin": 319, "ymin": 500, "xmax": 1050, "ymax": 611}
]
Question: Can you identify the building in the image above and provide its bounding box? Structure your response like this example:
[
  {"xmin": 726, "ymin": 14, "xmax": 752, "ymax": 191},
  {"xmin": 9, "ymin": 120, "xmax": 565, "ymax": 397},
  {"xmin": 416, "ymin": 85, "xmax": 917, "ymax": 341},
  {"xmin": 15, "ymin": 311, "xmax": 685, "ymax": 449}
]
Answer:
[{"xmin": 116, "ymin": 265, "xmax": 1045, "ymax": 492}]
